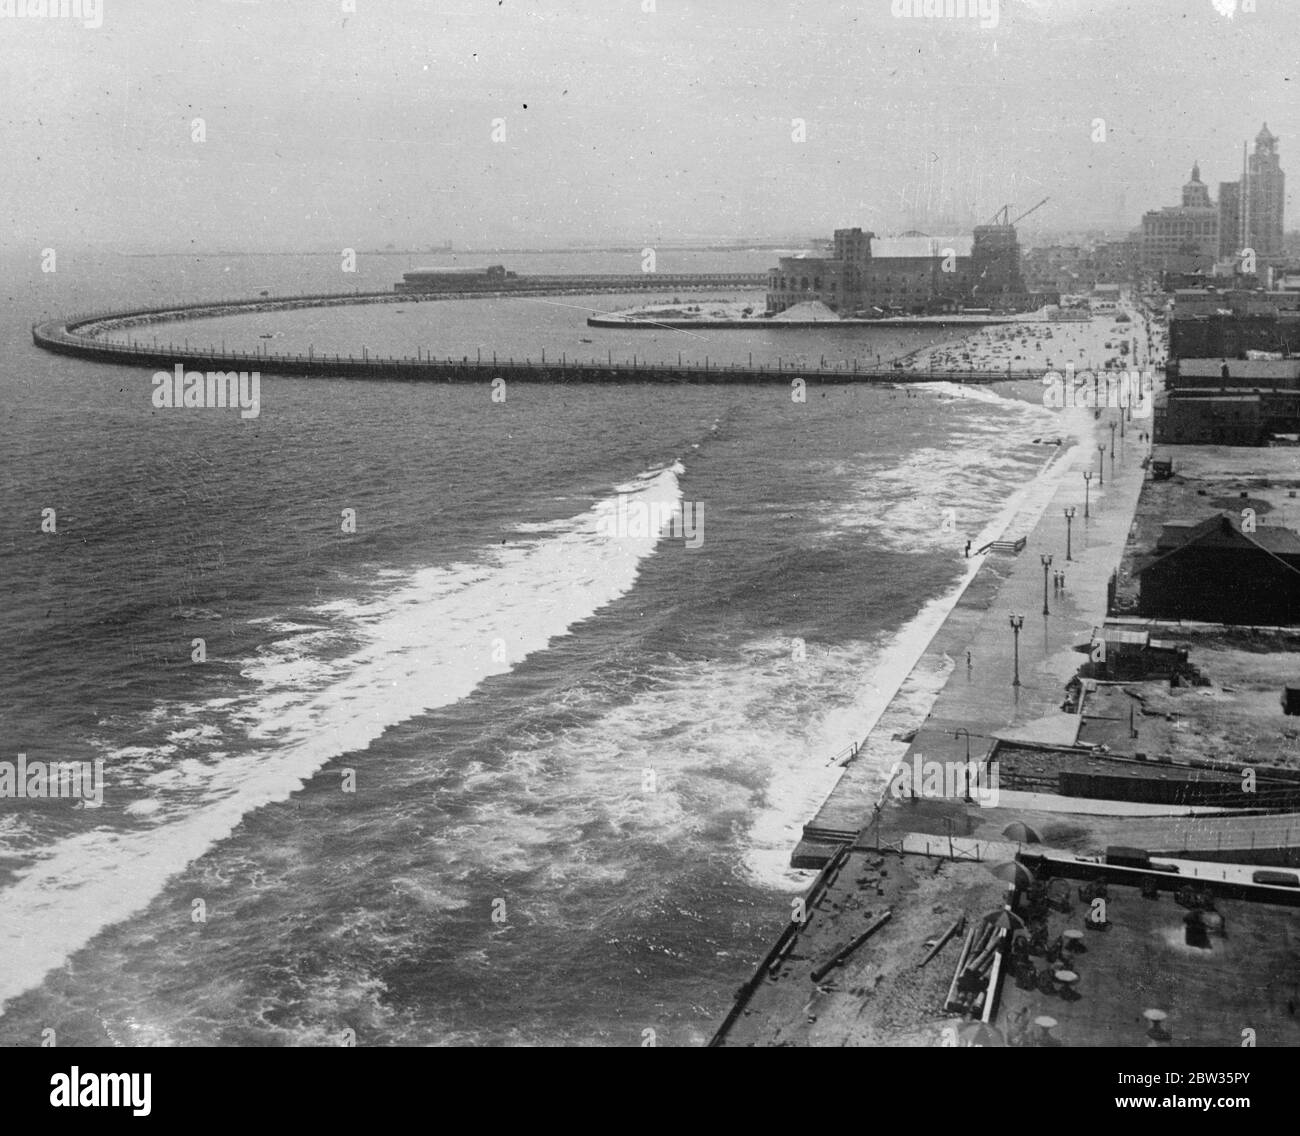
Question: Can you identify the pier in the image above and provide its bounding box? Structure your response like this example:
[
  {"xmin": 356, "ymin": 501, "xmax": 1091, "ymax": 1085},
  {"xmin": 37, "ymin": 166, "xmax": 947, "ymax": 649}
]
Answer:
[{"xmin": 32, "ymin": 287, "xmax": 1047, "ymax": 384}]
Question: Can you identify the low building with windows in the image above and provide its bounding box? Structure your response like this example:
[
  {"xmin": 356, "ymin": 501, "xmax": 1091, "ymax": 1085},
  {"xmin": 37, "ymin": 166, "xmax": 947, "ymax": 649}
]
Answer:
[
  {"xmin": 765, "ymin": 223, "xmax": 1034, "ymax": 316},
  {"xmin": 1153, "ymin": 384, "xmax": 1300, "ymax": 445}
]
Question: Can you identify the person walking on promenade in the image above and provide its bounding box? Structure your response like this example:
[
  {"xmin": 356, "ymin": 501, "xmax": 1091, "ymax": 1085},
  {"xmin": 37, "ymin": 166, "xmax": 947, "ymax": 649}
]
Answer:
[{"xmin": 964, "ymin": 539, "xmax": 971, "ymax": 558}]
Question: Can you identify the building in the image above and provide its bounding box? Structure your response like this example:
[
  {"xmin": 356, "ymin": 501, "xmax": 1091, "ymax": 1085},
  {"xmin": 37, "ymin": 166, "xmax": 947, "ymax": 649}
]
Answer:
[
  {"xmin": 1167, "ymin": 289, "xmax": 1300, "ymax": 360},
  {"xmin": 1218, "ymin": 178, "xmax": 1242, "ymax": 262},
  {"xmin": 395, "ymin": 265, "xmax": 513, "ymax": 293},
  {"xmin": 1169, "ymin": 358, "xmax": 1300, "ymax": 391},
  {"xmin": 1139, "ymin": 164, "xmax": 1220, "ymax": 274},
  {"xmin": 1221, "ymin": 124, "xmax": 1286, "ymax": 262},
  {"xmin": 1153, "ymin": 381, "xmax": 1300, "ymax": 445},
  {"xmin": 765, "ymin": 223, "xmax": 1035, "ymax": 316},
  {"xmin": 1023, "ymin": 238, "xmax": 1139, "ymax": 294},
  {"xmin": 1091, "ymin": 628, "xmax": 1188, "ymax": 682},
  {"xmin": 1153, "ymin": 389, "xmax": 1265, "ymax": 445},
  {"xmin": 1218, "ymin": 125, "xmax": 1286, "ymax": 266},
  {"xmin": 1136, "ymin": 513, "xmax": 1300, "ymax": 625}
]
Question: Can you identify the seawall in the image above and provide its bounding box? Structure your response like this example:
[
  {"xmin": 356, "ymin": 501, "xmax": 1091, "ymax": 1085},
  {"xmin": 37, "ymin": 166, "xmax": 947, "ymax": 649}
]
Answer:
[{"xmin": 33, "ymin": 285, "xmax": 1045, "ymax": 384}]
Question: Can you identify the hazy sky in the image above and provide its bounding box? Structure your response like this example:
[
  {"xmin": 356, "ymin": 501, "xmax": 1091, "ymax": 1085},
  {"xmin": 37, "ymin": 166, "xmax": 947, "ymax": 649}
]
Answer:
[{"xmin": 2, "ymin": 0, "xmax": 1296, "ymax": 250}]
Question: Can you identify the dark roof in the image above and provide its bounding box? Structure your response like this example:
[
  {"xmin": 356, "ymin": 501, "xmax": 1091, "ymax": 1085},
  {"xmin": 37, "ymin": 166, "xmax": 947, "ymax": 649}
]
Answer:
[
  {"xmin": 1137, "ymin": 513, "xmax": 1300, "ymax": 576},
  {"xmin": 1179, "ymin": 359, "xmax": 1300, "ymax": 379}
]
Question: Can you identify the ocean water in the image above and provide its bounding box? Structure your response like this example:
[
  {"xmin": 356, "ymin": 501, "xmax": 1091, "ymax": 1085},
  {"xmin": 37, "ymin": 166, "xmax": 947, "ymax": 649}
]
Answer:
[{"xmin": 1, "ymin": 250, "xmax": 1072, "ymax": 1046}]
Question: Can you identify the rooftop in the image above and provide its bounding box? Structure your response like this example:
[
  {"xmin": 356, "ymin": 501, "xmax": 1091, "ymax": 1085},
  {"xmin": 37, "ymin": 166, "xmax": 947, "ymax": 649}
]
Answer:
[
  {"xmin": 871, "ymin": 236, "xmax": 974, "ymax": 259},
  {"xmin": 1178, "ymin": 359, "xmax": 1300, "ymax": 379},
  {"xmin": 996, "ymin": 869, "xmax": 1300, "ymax": 1047}
]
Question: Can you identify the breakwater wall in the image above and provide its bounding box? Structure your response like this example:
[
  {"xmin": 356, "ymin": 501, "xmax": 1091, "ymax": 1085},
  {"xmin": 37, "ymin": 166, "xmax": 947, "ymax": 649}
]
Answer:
[
  {"xmin": 33, "ymin": 282, "xmax": 1043, "ymax": 384},
  {"xmin": 586, "ymin": 315, "xmax": 1024, "ymax": 330},
  {"xmin": 34, "ymin": 322, "xmax": 1047, "ymax": 385},
  {"xmin": 396, "ymin": 272, "xmax": 766, "ymax": 295}
]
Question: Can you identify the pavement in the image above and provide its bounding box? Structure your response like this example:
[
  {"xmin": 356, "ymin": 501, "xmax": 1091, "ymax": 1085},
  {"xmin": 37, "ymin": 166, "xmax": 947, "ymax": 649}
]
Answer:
[{"xmin": 798, "ymin": 394, "xmax": 1153, "ymax": 859}]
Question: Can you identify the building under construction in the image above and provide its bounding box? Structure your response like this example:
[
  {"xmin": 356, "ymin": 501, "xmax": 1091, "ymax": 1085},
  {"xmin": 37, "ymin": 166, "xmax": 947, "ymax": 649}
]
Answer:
[{"xmin": 765, "ymin": 201, "xmax": 1050, "ymax": 317}]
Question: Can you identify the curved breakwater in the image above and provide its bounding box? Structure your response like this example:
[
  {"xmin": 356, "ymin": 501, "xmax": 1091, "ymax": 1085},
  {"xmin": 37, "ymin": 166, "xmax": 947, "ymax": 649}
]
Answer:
[{"xmin": 32, "ymin": 282, "xmax": 1044, "ymax": 384}]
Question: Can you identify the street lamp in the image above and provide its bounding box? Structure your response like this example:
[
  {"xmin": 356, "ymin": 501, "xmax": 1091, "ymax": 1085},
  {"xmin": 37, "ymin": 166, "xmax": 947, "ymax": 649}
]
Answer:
[
  {"xmin": 1041, "ymin": 554, "xmax": 1053, "ymax": 616},
  {"xmin": 954, "ymin": 728, "xmax": 973, "ymax": 802},
  {"xmin": 1063, "ymin": 506, "xmax": 1076, "ymax": 560},
  {"xmin": 1097, "ymin": 443, "xmax": 1107, "ymax": 487},
  {"xmin": 1083, "ymin": 470, "xmax": 1092, "ymax": 518},
  {"xmin": 1009, "ymin": 614, "xmax": 1024, "ymax": 686}
]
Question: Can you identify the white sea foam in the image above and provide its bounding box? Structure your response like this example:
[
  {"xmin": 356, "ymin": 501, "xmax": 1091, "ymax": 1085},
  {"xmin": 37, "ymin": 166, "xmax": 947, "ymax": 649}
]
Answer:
[
  {"xmin": 0, "ymin": 462, "xmax": 685, "ymax": 1016},
  {"xmin": 743, "ymin": 387, "xmax": 1093, "ymax": 888}
]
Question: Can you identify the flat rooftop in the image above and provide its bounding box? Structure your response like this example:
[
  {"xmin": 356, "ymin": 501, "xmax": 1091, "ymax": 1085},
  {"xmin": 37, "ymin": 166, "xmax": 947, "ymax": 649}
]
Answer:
[
  {"xmin": 714, "ymin": 833, "xmax": 1300, "ymax": 1046},
  {"xmin": 997, "ymin": 872, "xmax": 1300, "ymax": 1047},
  {"xmin": 1075, "ymin": 671, "xmax": 1300, "ymax": 773}
]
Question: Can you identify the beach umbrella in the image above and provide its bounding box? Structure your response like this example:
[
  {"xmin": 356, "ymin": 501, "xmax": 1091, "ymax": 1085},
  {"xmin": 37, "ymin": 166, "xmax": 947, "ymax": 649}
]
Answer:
[
  {"xmin": 981, "ymin": 907, "xmax": 1028, "ymax": 934},
  {"xmin": 959, "ymin": 1022, "xmax": 1007, "ymax": 1047},
  {"xmin": 1001, "ymin": 822, "xmax": 1042, "ymax": 844},
  {"xmin": 988, "ymin": 860, "xmax": 1036, "ymax": 888}
]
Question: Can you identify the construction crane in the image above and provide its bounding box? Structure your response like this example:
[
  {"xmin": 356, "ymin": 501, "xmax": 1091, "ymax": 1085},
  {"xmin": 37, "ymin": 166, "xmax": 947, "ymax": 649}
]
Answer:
[
  {"xmin": 1011, "ymin": 197, "xmax": 1050, "ymax": 226},
  {"xmin": 985, "ymin": 198, "xmax": 1050, "ymax": 227}
]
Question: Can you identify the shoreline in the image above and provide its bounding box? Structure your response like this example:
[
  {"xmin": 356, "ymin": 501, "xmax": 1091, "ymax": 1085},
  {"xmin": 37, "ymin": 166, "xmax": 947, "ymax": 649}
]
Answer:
[
  {"xmin": 714, "ymin": 383, "xmax": 1152, "ymax": 1044},
  {"xmin": 790, "ymin": 397, "xmax": 1100, "ymax": 866}
]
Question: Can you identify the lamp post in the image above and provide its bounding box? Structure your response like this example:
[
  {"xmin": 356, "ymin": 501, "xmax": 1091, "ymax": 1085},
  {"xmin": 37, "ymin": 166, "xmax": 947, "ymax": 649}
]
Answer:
[
  {"xmin": 1097, "ymin": 443, "xmax": 1107, "ymax": 487},
  {"xmin": 1063, "ymin": 506, "xmax": 1076, "ymax": 560},
  {"xmin": 954, "ymin": 728, "xmax": 973, "ymax": 802},
  {"xmin": 1009, "ymin": 614, "xmax": 1024, "ymax": 686},
  {"xmin": 1083, "ymin": 470, "xmax": 1092, "ymax": 518},
  {"xmin": 1041, "ymin": 554, "xmax": 1053, "ymax": 616}
]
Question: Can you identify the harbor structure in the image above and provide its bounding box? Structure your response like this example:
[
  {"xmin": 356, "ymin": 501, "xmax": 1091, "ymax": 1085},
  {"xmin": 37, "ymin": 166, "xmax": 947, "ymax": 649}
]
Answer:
[
  {"xmin": 395, "ymin": 264, "xmax": 514, "ymax": 292},
  {"xmin": 764, "ymin": 213, "xmax": 1041, "ymax": 317}
]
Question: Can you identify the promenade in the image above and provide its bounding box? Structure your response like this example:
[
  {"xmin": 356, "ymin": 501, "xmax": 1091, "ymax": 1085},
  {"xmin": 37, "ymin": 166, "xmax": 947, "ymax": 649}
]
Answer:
[
  {"xmin": 795, "ymin": 396, "xmax": 1152, "ymax": 864},
  {"xmin": 713, "ymin": 391, "xmax": 1168, "ymax": 1047}
]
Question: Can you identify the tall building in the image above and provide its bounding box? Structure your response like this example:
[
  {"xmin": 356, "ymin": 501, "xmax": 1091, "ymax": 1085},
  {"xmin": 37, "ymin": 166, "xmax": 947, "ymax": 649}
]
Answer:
[
  {"xmin": 1249, "ymin": 124, "xmax": 1285, "ymax": 261},
  {"xmin": 1218, "ymin": 177, "xmax": 1241, "ymax": 260},
  {"xmin": 1139, "ymin": 164, "xmax": 1219, "ymax": 274},
  {"xmin": 1182, "ymin": 161, "xmax": 1212, "ymax": 207},
  {"xmin": 1217, "ymin": 124, "xmax": 1286, "ymax": 265}
]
